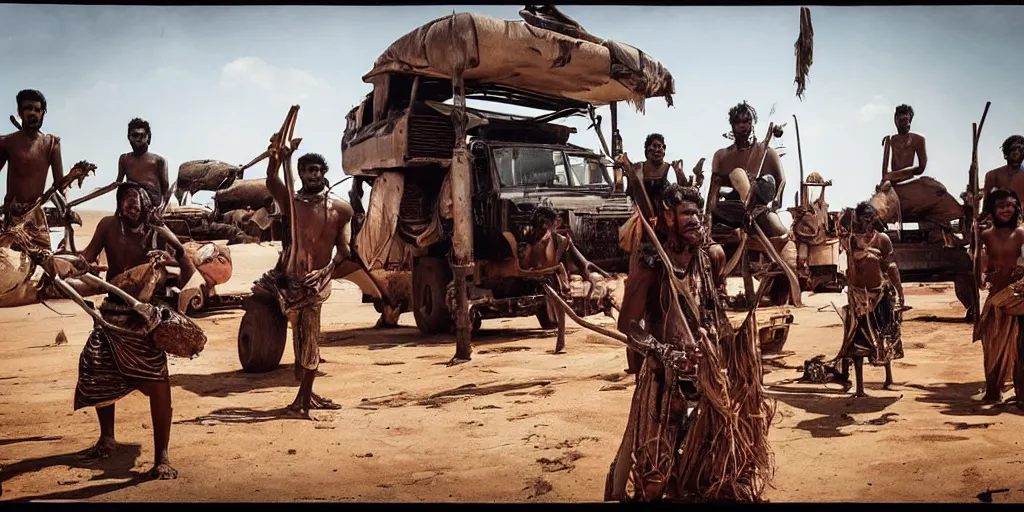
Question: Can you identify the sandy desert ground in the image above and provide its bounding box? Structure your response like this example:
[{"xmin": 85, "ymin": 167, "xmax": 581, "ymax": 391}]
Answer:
[{"xmin": 1, "ymin": 211, "xmax": 1023, "ymax": 503}]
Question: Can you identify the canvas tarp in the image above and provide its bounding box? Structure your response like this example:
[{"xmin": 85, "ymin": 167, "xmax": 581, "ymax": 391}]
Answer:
[
  {"xmin": 356, "ymin": 171, "xmax": 405, "ymax": 270},
  {"xmin": 362, "ymin": 12, "xmax": 675, "ymax": 112}
]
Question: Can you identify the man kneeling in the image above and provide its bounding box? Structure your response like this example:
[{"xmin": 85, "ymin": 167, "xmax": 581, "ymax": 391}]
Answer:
[{"xmin": 73, "ymin": 182, "xmax": 197, "ymax": 480}]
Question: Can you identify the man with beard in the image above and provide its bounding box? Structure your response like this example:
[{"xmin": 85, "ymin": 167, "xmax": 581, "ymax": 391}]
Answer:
[
  {"xmin": 117, "ymin": 118, "xmax": 170, "ymax": 208},
  {"xmin": 607, "ymin": 183, "xmax": 772, "ymax": 502},
  {"xmin": 833, "ymin": 202, "xmax": 904, "ymax": 397},
  {"xmin": 0, "ymin": 90, "xmax": 65, "ymax": 253},
  {"xmin": 707, "ymin": 101, "xmax": 795, "ymax": 304},
  {"xmin": 973, "ymin": 188, "xmax": 1024, "ymax": 405},
  {"xmin": 73, "ymin": 181, "xmax": 198, "ymax": 480},
  {"xmin": 981, "ymin": 135, "xmax": 1024, "ymax": 210},
  {"xmin": 259, "ymin": 151, "xmax": 353, "ymax": 418}
]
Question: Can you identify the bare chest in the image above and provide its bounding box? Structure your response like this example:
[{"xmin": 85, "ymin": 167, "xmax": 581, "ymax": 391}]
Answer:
[
  {"xmin": 2, "ymin": 134, "xmax": 54, "ymax": 174},
  {"xmin": 718, "ymin": 146, "xmax": 763, "ymax": 177},
  {"xmin": 123, "ymin": 154, "xmax": 162, "ymax": 185}
]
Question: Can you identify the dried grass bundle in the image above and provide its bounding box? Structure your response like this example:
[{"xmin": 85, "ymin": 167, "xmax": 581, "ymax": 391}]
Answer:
[{"xmin": 793, "ymin": 7, "xmax": 814, "ymax": 100}]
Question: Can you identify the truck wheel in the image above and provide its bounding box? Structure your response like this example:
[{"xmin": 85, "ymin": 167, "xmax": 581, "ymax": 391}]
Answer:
[
  {"xmin": 536, "ymin": 307, "xmax": 558, "ymax": 330},
  {"xmin": 412, "ymin": 256, "xmax": 452, "ymax": 335},
  {"xmin": 237, "ymin": 294, "xmax": 287, "ymax": 373}
]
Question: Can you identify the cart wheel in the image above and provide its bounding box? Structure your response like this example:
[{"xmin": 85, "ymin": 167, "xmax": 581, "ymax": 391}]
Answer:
[{"xmin": 237, "ymin": 294, "xmax": 287, "ymax": 373}]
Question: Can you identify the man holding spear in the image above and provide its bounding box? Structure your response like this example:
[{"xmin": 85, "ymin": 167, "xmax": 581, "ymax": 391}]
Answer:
[{"xmin": 256, "ymin": 107, "xmax": 353, "ymax": 418}]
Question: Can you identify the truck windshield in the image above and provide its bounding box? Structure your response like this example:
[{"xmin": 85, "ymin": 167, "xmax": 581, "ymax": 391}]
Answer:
[{"xmin": 494, "ymin": 147, "xmax": 607, "ymax": 187}]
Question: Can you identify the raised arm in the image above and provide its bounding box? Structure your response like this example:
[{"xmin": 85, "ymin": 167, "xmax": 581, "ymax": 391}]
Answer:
[{"xmin": 265, "ymin": 154, "xmax": 290, "ymax": 218}]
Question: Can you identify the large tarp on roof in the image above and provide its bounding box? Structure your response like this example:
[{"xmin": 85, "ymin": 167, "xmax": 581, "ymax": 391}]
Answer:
[{"xmin": 362, "ymin": 11, "xmax": 675, "ymax": 112}]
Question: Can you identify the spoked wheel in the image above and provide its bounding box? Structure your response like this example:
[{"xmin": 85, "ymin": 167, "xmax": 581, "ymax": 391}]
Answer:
[{"xmin": 237, "ymin": 293, "xmax": 288, "ymax": 373}]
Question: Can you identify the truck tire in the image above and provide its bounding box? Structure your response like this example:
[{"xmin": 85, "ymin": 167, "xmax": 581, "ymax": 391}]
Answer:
[
  {"xmin": 237, "ymin": 294, "xmax": 288, "ymax": 373},
  {"xmin": 536, "ymin": 307, "xmax": 558, "ymax": 330},
  {"xmin": 412, "ymin": 256, "xmax": 452, "ymax": 335}
]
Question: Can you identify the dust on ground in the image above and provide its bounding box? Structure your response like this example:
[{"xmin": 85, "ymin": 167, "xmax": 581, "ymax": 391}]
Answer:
[{"xmin": 1, "ymin": 211, "xmax": 1023, "ymax": 502}]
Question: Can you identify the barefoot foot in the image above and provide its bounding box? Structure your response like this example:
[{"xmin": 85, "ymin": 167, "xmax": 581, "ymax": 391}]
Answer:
[
  {"xmin": 147, "ymin": 462, "xmax": 178, "ymax": 480},
  {"xmin": 309, "ymin": 393, "xmax": 341, "ymax": 410},
  {"xmin": 77, "ymin": 437, "xmax": 118, "ymax": 461}
]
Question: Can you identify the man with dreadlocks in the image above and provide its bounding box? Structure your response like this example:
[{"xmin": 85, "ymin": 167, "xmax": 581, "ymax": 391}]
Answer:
[
  {"xmin": 607, "ymin": 183, "xmax": 772, "ymax": 502},
  {"xmin": 707, "ymin": 101, "xmax": 796, "ymax": 304},
  {"xmin": 981, "ymin": 135, "xmax": 1024, "ymax": 212},
  {"xmin": 260, "ymin": 151, "xmax": 353, "ymax": 418},
  {"xmin": 973, "ymin": 188, "xmax": 1024, "ymax": 405},
  {"xmin": 831, "ymin": 201, "xmax": 905, "ymax": 397},
  {"xmin": 117, "ymin": 117, "xmax": 170, "ymax": 209},
  {"xmin": 73, "ymin": 181, "xmax": 198, "ymax": 480}
]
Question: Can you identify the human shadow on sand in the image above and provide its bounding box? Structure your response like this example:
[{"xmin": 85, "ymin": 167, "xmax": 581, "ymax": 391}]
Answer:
[
  {"xmin": 321, "ymin": 326, "xmax": 560, "ymax": 350},
  {"xmin": 906, "ymin": 314, "xmax": 971, "ymax": 324},
  {"xmin": 904, "ymin": 381, "xmax": 1024, "ymax": 418},
  {"xmin": 173, "ymin": 407, "xmax": 310, "ymax": 426},
  {"xmin": 171, "ymin": 367, "xmax": 300, "ymax": 399},
  {"xmin": 0, "ymin": 443, "xmax": 145, "ymax": 501},
  {"xmin": 769, "ymin": 390, "xmax": 902, "ymax": 438},
  {"xmin": 0, "ymin": 435, "xmax": 62, "ymax": 447}
]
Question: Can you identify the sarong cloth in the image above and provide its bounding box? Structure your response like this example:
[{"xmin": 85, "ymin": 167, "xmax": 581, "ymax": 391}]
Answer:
[
  {"xmin": 973, "ymin": 277, "xmax": 1024, "ymax": 400},
  {"xmin": 73, "ymin": 297, "xmax": 169, "ymax": 410},
  {"xmin": 838, "ymin": 284, "xmax": 904, "ymax": 366},
  {"xmin": 0, "ymin": 203, "xmax": 53, "ymax": 306},
  {"xmin": 253, "ymin": 268, "xmax": 332, "ymax": 380}
]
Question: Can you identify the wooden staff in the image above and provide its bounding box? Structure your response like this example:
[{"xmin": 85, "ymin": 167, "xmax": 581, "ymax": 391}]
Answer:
[
  {"xmin": 880, "ymin": 135, "xmax": 891, "ymax": 182},
  {"xmin": 792, "ymin": 114, "xmax": 805, "ymax": 205},
  {"xmin": 970, "ymin": 101, "xmax": 992, "ymax": 322}
]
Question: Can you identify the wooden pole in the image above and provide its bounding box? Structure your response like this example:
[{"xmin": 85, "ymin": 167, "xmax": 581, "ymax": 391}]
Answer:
[
  {"xmin": 448, "ymin": 15, "xmax": 475, "ymax": 364},
  {"xmin": 792, "ymin": 114, "xmax": 806, "ymax": 207}
]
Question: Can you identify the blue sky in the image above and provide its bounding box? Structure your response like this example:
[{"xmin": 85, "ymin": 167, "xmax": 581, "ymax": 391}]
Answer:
[{"xmin": 1, "ymin": 5, "xmax": 1022, "ymax": 212}]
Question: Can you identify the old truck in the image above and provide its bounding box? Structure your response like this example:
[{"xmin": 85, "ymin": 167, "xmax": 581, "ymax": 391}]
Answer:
[{"xmin": 340, "ymin": 8, "xmax": 674, "ymax": 359}]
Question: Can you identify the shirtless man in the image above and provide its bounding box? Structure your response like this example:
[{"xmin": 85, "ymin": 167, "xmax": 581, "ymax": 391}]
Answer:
[
  {"xmin": 709, "ymin": 102, "xmax": 787, "ymax": 212},
  {"xmin": 263, "ymin": 151, "xmax": 353, "ymax": 418},
  {"xmin": 835, "ymin": 202, "xmax": 905, "ymax": 397},
  {"xmin": 974, "ymin": 188, "xmax": 1024, "ymax": 404},
  {"xmin": 980, "ymin": 135, "xmax": 1024, "ymax": 211},
  {"xmin": 0, "ymin": 89, "xmax": 64, "ymax": 247},
  {"xmin": 117, "ymin": 118, "xmax": 170, "ymax": 208},
  {"xmin": 883, "ymin": 104, "xmax": 927, "ymax": 184},
  {"xmin": 707, "ymin": 101, "xmax": 795, "ymax": 303},
  {"xmin": 73, "ymin": 182, "xmax": 197, "ymax": 480},
  {"xmin": 624, "ymin": 133, "xmax": 685, "ymax": 214}
]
